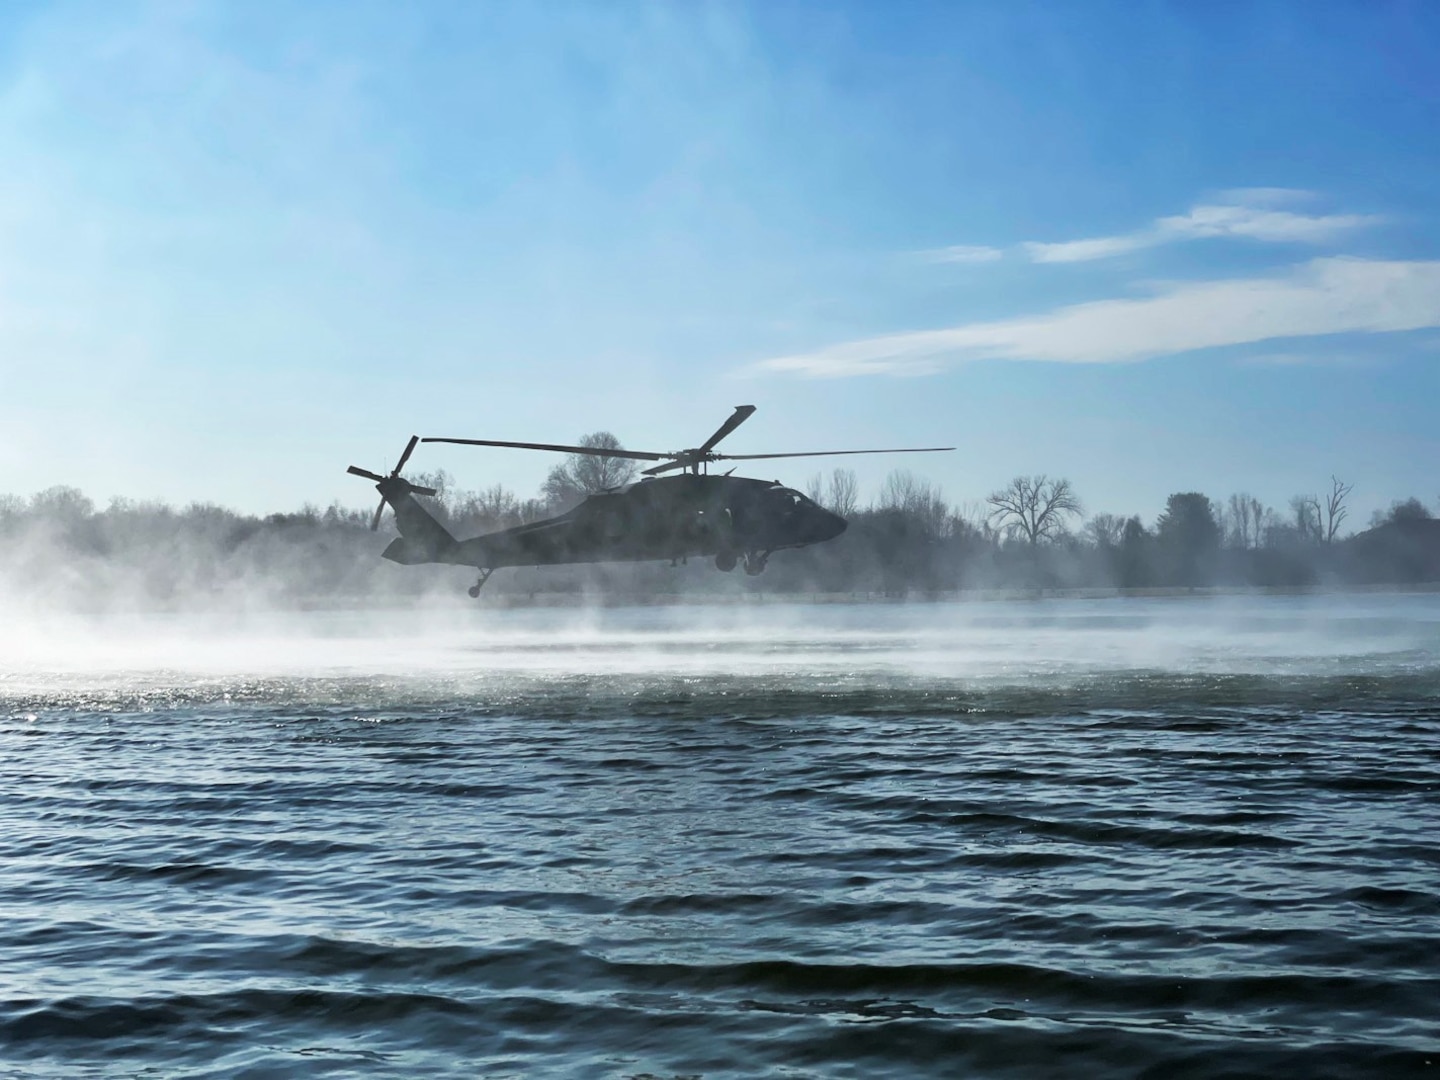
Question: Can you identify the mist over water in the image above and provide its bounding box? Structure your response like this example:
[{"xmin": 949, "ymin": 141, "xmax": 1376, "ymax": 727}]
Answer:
[
  {"xmin": 9, "ymin": 592, "xmax": 1439, "ymax": 684},
  {"xmin": 4, "ymin": 596, "xmax": 1439, "ymax": 1077}
]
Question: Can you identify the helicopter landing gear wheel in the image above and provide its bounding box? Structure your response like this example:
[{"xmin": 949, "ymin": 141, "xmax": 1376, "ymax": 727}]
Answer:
[
  {"xmin": 714, "ymin": 551, "xmax": 738, "ymax": 572},
  {"xmin": 468, "ymin": 569, "xmax": 493, "ymax": 598},
  {"xmin": 743, "ymin": 551, "xmax": 769, "ymax": 576}
]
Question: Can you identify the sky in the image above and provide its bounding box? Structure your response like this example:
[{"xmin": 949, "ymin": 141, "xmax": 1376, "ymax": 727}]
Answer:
[{"xmin": 2, "ymin": 0, "xmax": 1438, "ymax": 527}]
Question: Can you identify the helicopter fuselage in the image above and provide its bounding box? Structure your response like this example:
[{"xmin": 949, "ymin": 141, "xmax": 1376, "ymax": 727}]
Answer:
[{"xmin": 377, "ymin": 473, "xmax": 847, "ymax": 575}]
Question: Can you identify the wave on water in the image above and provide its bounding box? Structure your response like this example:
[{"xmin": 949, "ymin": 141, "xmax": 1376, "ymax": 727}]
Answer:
[{"xmin": 2, "ymin": 597, "xmax": 1439, "ymax": 1077}]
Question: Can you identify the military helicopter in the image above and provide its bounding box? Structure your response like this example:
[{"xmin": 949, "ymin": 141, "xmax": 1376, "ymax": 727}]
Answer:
[{"xmin": 346, "ymin": 406, "xmax": 952, "ymax": 597}]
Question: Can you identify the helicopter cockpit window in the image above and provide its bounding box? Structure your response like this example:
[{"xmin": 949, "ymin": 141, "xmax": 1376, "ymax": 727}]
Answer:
[{"xmin": 769, "ymin": 487, "xmax": 809, "ymax": 514}]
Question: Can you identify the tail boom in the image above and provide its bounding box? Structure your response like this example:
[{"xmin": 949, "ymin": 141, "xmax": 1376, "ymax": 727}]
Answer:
[{"xmin": 376, "ymin": 478, "xmax": 459, "ymax": 565}]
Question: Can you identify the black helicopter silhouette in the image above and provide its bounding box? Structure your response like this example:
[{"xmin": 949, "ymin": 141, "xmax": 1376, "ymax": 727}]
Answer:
[{"xmin": 347, "ymin": 406, "xmax": 952, "ymax": 597}]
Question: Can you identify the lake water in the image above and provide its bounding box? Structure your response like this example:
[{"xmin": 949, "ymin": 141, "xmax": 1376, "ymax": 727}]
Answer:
[{"xmin": 2, "ymin": 595, "xmax": 1438, "ymax": 1077}]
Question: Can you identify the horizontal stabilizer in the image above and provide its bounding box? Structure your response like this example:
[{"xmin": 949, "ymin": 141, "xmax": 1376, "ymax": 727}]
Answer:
[{"xmin": 382, "ymin": 536, "xmax": 451, "ymax": 565}]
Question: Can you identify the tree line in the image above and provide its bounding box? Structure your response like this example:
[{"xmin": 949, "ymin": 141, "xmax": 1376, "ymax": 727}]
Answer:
[
  {"xmin": 2, "ymin": 434, "xmax": 1438, "ymax": 609},
  {"xmin": 775, "ymin": 470, "xmax": 1439, "ymax": 595}
]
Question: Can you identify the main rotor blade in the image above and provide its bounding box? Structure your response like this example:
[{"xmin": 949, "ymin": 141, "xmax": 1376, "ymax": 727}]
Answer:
[
  {"xmin": 422, "ymin": 437, "xmax": 666, "ymax": 462},
  {"xmin": 370, "ymin": 497, "xmax": 386, "ymax": 532},
  {"xmin": 348, "ymin": 465, "xmax": 386, "ymax": 482},
  {"xmin": 408, "ymin": 484, "xmax": 438, "ymax": 497},
  {"xmin": 713, "ymin": 447, "xmax": 956, "ymax": 462},
  {"xmin": 697, "ymin": 404, "xmax": 756, "ymax": 455},
  {"xmin": 393, "ymin": 435, "xmax": 419, "ymax": 475}
]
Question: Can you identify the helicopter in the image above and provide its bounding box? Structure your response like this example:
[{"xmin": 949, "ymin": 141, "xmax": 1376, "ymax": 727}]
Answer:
[{"xmin": 346, "ymin": 406, "xmax": 953, "ymax": 597}]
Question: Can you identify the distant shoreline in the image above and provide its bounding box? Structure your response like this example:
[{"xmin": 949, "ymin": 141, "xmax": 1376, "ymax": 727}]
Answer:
[
  {"xmin": 277, "ymin": 581, "xmax": 1440, "ymax": 611},
  {"xmin": 470, "ymin": 581, "xmax": 1440, "ymax": 608},
  {"xmin": 11, "ymin": 581, "xmax": 1438, "ymax": 618}
]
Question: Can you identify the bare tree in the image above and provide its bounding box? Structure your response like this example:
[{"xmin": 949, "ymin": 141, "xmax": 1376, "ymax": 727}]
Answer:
[
  {"xmin": 542, "ymin": 432, "xmax": 639, "ymax": 509},
  {"xmin": 879, "ymin": 469, "xmax": 917, "ymax": 511},
  {"xmin": 825, "ymin": 469, "xmax": 859, "ymax": 518},
  {"xmin": 879, "ymin": 469, "xmax": 949, "ymax": 539},
  {"xmin": 804, "ymin": 473, "xmax": 824, "ymax": 504},
  {"xmin": 1084, "ymin": 513, "xmax": 1126, "ymax": 548},
  {"xmin": 1226, "ymin": 493, "xmax": 1255, "ymax": 549},
  {"xmin": 1290, "ymin": 494, "xmax": 1322, "ymax": 544},
  {"xmin": 30, "ymin": 485, "xmax": 96, "ymax": 525},
  {"xmin": 453, "ymin": 484, "xmax": 523, "ymax": 531},
  {"xmin": 1324, "ymin": 476, "xmax": 1352, "ymax": 543},
  {"xmin": 987, "ymin": 476, "xmax": 1081, "ymax": 545},
  {"xmin": 952, "ymin": 500, "xmax": 995, "ymax": 542},
  {"xmin": 0, "ymin": 493, "xmax": 23, "ymax": 528}
]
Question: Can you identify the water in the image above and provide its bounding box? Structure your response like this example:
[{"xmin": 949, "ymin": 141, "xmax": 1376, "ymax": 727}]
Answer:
[{"xmin": 3, "ymin": 595, "xmax": 1438, "ymax": 1078}]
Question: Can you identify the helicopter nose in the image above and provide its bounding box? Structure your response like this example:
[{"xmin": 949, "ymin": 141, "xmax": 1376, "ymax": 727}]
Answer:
[{"xmin": 813, "ymin": 509, "xmax": 847, "ymax": 542}]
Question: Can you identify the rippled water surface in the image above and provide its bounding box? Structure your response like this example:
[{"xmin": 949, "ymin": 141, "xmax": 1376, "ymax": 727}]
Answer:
[{"xmin": 3, "ymin": 596, "xmax": 1439, "ymax": 1078}]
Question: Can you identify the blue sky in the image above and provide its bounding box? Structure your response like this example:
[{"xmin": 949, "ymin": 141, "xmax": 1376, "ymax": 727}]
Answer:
[{"xmin": 2, "ymin": 1, "xmax": 1437, "ymax": 526}]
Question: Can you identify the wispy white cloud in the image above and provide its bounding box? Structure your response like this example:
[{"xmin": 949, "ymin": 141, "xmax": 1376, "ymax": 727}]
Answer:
[
  {"xmin": 750, "ymin": 257, "xmax": 1440, "ymax": 378},
  {"xmin": 919, "ymin": 244, "xmax": 1004, "ymax": 264},
  {"xmin": 1024, "ymin": 194, "xmax": 1382, "ymax": 264},
  {"xmin": 1156, "ymin": 203, "xmax": 1380, "ymax": 243},
  {"xmin": 1023, "ymin": 234, "xmax": 1150, "ymax": 263}
]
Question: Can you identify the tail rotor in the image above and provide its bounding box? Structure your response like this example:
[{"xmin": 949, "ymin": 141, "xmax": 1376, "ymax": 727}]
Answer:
[{"xmin": 346, "ymin": 435, "xmax": 438, "ymax": 531}]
